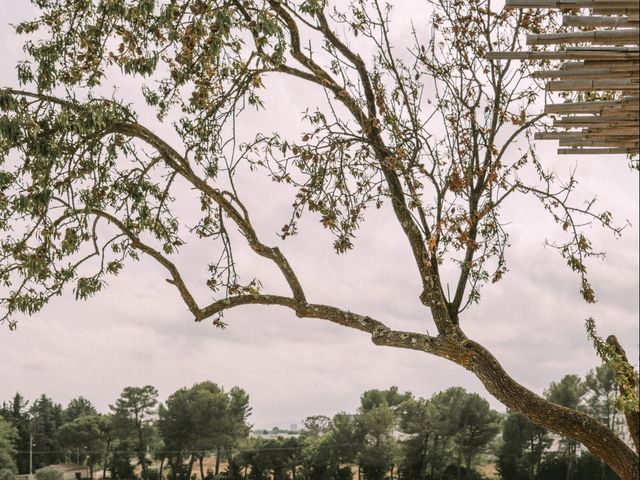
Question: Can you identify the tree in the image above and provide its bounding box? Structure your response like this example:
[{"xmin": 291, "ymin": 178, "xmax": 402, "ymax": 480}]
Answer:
[
  {"xmin": 584, "ymin": 366, "xmax": 624, "ymax": 480},
  {"xmin": 584, "ymin": 365, "xmax": 621, "ymax": 434},
  {"xmin": 110, "ymin": 386, "xmax": 159, "ymax": 480},
  {"xmin": 64, "ymin": 397, "xmax": 98, "ymax": 423},
  {"xmin": 0, "ymin": 0, "xmax": 637, "ymax": 476},
  {"xmin": 397, "ymin": 397, "xmax": 434, "ymax": 480},
  {"xmin": 56, "ymin": 415, "xmax": 111, "ymax": 479},
  {"xmin": 574, "ymin": 452, "xmax": 617, "ymax": 480},
  {"xmin": 108, "ymin": 440, "xmax": 137, "ymax": 480},
  {"xmin": 297, "ymin": 415, "xmax": 355, "ymax": 480},
  {"xmin": 545, "ymin": 375, "xmax": 587, "ymax": 480},
  {"xmin": 29, "ymin": 395, "xmax": 65, "ymax": 470},
  {"xmin": 497, "ymin": 411, "xmax": 551, "ymax": 480},
  {"xmin": 223, "ymin": 458, "xmax": 245, "ymax": 480},
  {"xmin": 34, "ymin": 467, "xmax": 63, "ymax": 480},
  {"xmin": 453, "ymin": 394, "xmax": 500, "ymax": 479},
  {"xmin": 360, "ymin": 388, "xmax": 412, "ymax": 413},
  {"xmin": 0, "ymin": 469, "xmax": 15, "ymax": 480},
  {"xmin": 357, "ymin": 402, "xmax": 397, "ymax": 480},
  {"xmin": 158, "ymin": 381, "xmax": 251, "ymax": 479},
  {"xmin": 0, "ymin": 394, "xmax": 30, "ymax": 474},
  {"xmin": 0, "ymin": 418, "xmax": 16, "ymax": 473}
]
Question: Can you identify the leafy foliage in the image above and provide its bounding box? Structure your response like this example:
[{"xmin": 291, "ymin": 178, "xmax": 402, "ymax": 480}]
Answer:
[
  {"xmin": 0, "ymin": 0, "xmax": 618, "ymax": 330},
  {"xmin": 34, "ymin": 467, "xmax": 63, "ymax": 480},
  {"xmin": 0, "ymin": 0, "xmax": 636, "ymax": 473},
  {"xmin": 0, "ymin": 419, "xmax": 17, "ymax": 474},
  {"xmin": 110, "ymin": 385, "xmax": 159, "ymax": 480},
  {"xmin": 158, "ymin": 381, "xmax": 251, "ymax": 479}
]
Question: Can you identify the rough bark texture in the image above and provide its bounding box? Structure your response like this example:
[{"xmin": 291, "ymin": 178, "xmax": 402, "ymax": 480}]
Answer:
[
  {"xmin": 457, "ymin": 339, "xmax": 638, "ymax": 479},
  {"xmin": 368, "ymin": 328, "xmax": 639, "ymax": 479}
]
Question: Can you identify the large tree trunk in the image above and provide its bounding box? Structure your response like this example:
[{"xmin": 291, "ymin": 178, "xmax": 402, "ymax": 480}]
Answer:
[
  {"xmin": 199, "ymin": 454, "xmax": 205, "ymax": 480},
  {"xmin": 187, "ymin": 455, "xmax": 195, "ymax": 480},
  {"xmin": 137, "ymin": 423, "xmax": 148, "ymax": 480},
  {"xmin": 102, "ymin": 437, "xmax": 111, "ymax": 480},
  {"xmin": 214, "ymin": 447, "xmax": 221, "ymax": 475},
  {"xmin": 465, "ymin": 453, "xmax": 472, "ymax": 479},
  {"xmin": 371, "ymin": 332, "xmax": 639, "ymax": 479},
  {"xmin": 422, "ymin": 432, "xmax": 430, "ymax": 480},
  {"xmin": 430, "ymin": 435, "xmax": 438, "ymax": 479},
  {"xmin": 451, "ymin": 338, "xmax": 639, "ymax": 480}
]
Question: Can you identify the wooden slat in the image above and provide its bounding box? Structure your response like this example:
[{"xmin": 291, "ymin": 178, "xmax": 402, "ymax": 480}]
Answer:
[
  {"xmin": 559, "ymin": 139, "xmax": 640, "ymax": 146},
  {"xmin": 545, "ymin": 103, "xmax": 613, "ymax": 113},
  {"xmin": 565, "ymin": 46, "xmax": 639, "ymax": 52},
  {"xmin": 506, "ymin": 0, "xmax": 640, "ymax": 9},
  {"xmin": 546, "ymin": 78, "xmax": 640, "ymax": 90},
  {"xmin": 562, "ymin": 15, "xmax": 637, "ymax": 27},
  {"xmin": 486, "ymin": 49, "xmax": 639, "ymax": 60},
  {"xmin": 592, "ymin": 8, "xmax": 640, "ymax": 15},
  {"xmin": 581, "ymin": 126, "xmax": 640, "ymax": 134},
  {"xmin": 577, "ymin": 60, "xmax": 640, "ymax": 68},
  {"xmin": 535, "ymin": 130, "xmax": 640, "ymax": 139},
  {"xmin": 544, "ymin": 96, "xmax": 639, "ymax": 113},
  {"xmin": 532, "ymin": 68, "xmax": 637, "ymax": 78},
  {"xmin": 527, "ymin": 29, "xmax": 640, "ymax": 45},
  {"xmin": 554, "ymin": 118, "xmax": 639, "ymax": 126},
  {"xmin": 558, "ymin": 147, "xmax": 639, "ymax": 154}
]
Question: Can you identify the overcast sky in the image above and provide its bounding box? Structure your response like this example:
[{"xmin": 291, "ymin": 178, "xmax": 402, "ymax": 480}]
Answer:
[{"xmin": 0, "ymin": 1, "xmax": 638, "ymax": 431}]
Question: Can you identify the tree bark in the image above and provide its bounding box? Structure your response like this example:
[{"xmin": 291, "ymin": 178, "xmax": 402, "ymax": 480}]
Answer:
[
  {"xmin": 430, "ymin": 436, "xmax": 438, "ymax": 478},
  {"xmin": 465, "ymin": 452, "xmax": 472, "ymax": 479},
  {"xmin": 188, "ymin": 455, "xmax": 195, "ymax": 480},
  {"xmin": 369, "ymin": 330, "xmax": 638, "ymax": 479},
  {"xmin": 102, "ymin": 437, "xmax": 111, "ymax": 480},
  {"xmin": 441, "ymin": 337, "xmax": 639, "ymax": 480},
  {"xmin": 199, "ymin": 454, "xmax": 205, "ymax": 480},
  {"xmin": 214, "ymin": 447, "xmax": 221, "ymax": 475}
]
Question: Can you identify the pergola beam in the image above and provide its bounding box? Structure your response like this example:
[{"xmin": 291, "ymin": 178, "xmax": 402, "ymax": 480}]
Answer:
[
  {"xmin": 544, "ymin": 96, "xmax": 640, "ymax": 113},
  {"xmin": 558, "ymin": 147, "xmax": 638, "ymax": 154},
  {"xmin": 485, "ymin": 48, "xmax": 639, "ymax": 61},
  {"xmin": 546, "ymin": 78, "xmax": 640, "ymax": 90},
  {"xmin": 532, "ymin": 68, "xmax": 638, "ymax": 78},
  {"xmin": 562, "ymin": 14, "xmax": 637, "ymax": 27},
  {"xmin": 527, "ymin": 29, "xmax": 640, "ymax": 45},
  {"xmin": 488, "ymin": 0, "xmax": 639, "ymax": 155},
  {"xmin": 506, "ymin": 0, "xmax": 639, "ymax": 9}
]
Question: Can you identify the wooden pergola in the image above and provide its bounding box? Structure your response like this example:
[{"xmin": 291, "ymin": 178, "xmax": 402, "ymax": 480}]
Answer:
[{"xmin": 487, "ymin": 0, "xmax": 639, "ymax": 155}]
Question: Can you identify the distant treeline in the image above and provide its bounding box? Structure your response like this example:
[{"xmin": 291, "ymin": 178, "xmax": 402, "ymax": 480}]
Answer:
[{"xmin": 0, "ymin": 365, "xmax": 628, "ymax": 480}]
